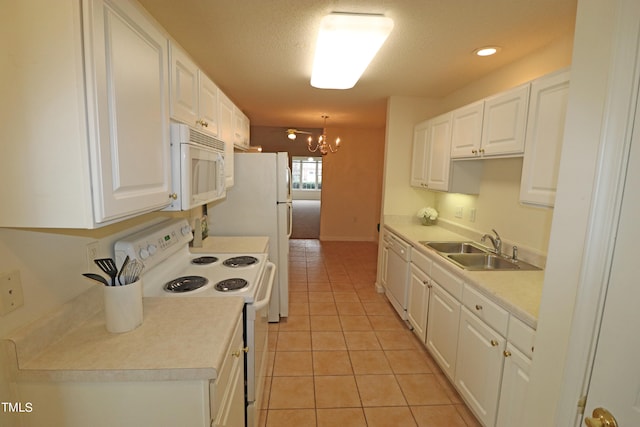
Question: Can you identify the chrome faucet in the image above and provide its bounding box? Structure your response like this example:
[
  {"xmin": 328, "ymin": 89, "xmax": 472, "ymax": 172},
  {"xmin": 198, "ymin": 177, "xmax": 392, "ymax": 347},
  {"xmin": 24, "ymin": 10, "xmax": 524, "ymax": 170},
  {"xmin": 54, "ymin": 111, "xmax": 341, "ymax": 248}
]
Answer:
[{"xmin": 481, "ymin": 229, "xmax": 502, "ymax": 255}]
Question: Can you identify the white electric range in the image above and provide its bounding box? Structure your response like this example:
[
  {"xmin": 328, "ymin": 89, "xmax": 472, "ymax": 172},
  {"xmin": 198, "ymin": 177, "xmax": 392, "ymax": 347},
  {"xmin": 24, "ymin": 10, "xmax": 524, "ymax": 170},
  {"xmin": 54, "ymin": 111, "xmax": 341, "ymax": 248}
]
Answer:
[{"xmin": 114, "ymin": 218, "xmax": 275, "ymax": 427}]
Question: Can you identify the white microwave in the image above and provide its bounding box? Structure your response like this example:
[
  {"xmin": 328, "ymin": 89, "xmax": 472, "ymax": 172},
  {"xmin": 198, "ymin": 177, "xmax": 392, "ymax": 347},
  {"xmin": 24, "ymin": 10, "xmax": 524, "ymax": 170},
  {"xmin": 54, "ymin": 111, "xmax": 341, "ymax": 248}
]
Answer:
[{"xmin": 164, "ymin": 123, "xmax": 226, "ymax": 211}]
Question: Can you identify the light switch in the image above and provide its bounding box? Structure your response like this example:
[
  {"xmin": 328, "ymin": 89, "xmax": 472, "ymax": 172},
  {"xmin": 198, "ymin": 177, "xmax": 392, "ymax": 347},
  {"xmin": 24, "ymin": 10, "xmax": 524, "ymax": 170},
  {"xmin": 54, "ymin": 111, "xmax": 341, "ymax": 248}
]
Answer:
[{"xmin": 455, "ymin": 206, "xmax": 464, "ymax": 218}]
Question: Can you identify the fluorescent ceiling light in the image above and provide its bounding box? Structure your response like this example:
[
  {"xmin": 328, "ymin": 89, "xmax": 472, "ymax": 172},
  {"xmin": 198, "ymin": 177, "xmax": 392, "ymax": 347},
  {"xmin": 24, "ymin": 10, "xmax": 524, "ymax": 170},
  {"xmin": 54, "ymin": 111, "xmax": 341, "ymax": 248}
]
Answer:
[{"xmin": 311, "ymin": 13, "xmax": 394, "ymax": 90}]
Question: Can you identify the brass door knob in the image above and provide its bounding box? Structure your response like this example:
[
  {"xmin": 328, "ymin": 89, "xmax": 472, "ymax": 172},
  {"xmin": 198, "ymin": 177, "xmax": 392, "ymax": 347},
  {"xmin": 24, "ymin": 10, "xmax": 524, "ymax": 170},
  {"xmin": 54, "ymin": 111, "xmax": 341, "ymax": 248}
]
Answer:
[
  {"xmin": 232, "ymin": 347, "xmax": 249, "ymax": 358},
  {"xmin": 584, "ymin": 407, "xmax": 618, "ymax": 427},
  {"xmin": 490, "ymin": 339, "xmax": 499, "ymax": 347}
]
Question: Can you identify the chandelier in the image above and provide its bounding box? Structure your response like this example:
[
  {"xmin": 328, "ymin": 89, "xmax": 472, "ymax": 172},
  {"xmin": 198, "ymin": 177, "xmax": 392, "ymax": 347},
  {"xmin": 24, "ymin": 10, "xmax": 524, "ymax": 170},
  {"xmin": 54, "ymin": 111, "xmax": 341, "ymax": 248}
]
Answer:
[{"xmin": 307, "ymin": 115, "xmax": 341, "ymax": 155}]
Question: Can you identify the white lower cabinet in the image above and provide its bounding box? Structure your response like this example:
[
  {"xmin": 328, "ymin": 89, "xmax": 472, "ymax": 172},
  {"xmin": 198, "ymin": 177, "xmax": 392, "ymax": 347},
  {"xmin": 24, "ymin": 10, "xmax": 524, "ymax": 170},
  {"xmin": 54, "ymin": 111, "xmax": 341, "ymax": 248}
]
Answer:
[
  {"xmin": 15, "ymin": 317, "xmax": 245, "ymax": 427},
  {"xmin": 495, "ymin": 344, "xmax": 532, "ymax": 427},
  {"xmin": 455, "ymin": 307, "xmax": 506, "ymax": 427},
  {"xmin": 408, "ymin": 253, "xmax": 432, "ymax": 342},
  {"xmin": 210, "ymin": 316, "xmax": 245, "ymax": 427},
  {"xmin": 426, "ymin": 281, "xmax": 461, "ymax": 381}
]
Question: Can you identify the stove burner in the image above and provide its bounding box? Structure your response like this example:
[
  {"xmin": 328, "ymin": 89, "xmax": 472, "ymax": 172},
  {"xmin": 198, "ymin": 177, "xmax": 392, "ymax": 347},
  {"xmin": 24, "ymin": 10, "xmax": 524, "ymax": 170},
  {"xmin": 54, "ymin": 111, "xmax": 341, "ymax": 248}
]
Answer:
[
  {"xmin": 164, "ymin": 276, "xmax": 209, "ymax": 293},
  {"xmin": 223, "ymin": 256, "xmax": 259, "ymax": 268},
  {"xmin": 191, "ymin": 256, "xmax": 218, "ymax": 265},
  {"xmin": 215, "ymin": 278, "xmax": 249, "ymax": 292}
]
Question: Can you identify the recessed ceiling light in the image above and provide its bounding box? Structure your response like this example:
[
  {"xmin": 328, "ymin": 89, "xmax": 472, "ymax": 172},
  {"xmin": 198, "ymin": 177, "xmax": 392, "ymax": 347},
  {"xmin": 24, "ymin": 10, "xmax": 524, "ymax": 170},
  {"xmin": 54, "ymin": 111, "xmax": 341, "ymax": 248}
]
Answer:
[
  {"xmin": 311, "ymin": 13, "xmax": 394, "ymax": 90},
  {"xmin": 474, "ymin": 47, "xmax": 501, "ymax": 57}
]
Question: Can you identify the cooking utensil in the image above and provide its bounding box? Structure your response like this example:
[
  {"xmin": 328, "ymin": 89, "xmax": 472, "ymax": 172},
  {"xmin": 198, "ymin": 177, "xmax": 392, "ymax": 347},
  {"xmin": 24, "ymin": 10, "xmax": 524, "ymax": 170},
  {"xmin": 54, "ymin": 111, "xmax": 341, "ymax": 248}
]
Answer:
[
  {"xmin": 117, "ymin": 255, "xmax": 130, "ymax": 285},
  {"xmin": 121, "ymin": 259, "xmax": 144, "ymax": 285},
  {"xmin": 82, "ymin": 273, "xmax": 110, "ymax": 286},
  {"xmin": 94, "ymin": 258, "xmax": 118, "ymax": 286}
]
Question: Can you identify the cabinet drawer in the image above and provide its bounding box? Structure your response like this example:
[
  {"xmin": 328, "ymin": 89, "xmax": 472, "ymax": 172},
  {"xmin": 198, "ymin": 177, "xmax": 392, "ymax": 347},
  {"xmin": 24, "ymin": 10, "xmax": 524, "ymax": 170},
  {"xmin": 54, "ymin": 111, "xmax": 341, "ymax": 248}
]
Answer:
[
  {"xmin": 411, "ymin": 249, "xmax": 432, "ymax": 274},
  {"xmin": 431, "ymin": 261, "xmax": 463, "ymax": 300},
  {"xmin": 462, "ymin": 284, "xmax": 509, "ymax": 336},
  {"xmin": 507, "ymin": 316, "xmax": 536, "ymax": 359}
]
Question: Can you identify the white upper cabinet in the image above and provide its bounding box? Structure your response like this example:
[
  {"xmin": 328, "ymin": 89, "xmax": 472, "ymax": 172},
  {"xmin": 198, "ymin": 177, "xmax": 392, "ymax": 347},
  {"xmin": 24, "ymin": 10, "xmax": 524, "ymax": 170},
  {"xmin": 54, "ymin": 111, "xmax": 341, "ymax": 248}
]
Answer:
[
  {"xmin": 450, "ymin": 85, "xmax": 530, "ymax": 159},
  {"xmin": 519, "ymin": 68, "xmax": 570, "ymax": 207},
  {"xmin": 169, "ymin": 43, "xmax": 219, "ymax": 136},
  {"xmin": 480, "ymin": 84, "xmax": 530, "ymax": 157},
  {"xmin": 410, "ymin": 121, "xmax": 430, "ymax": 187},
  {"xmin": 0, "ymin": 0, "xmax": 172, "ymax": 228},
  {"xmin": 450, "ymin": 101, "xmax": 484, "ymax": 158},
  {"xmin": 410, "ymin": 114, "xmax": 483, "ymax": 194},
  {"xmin": 426, "ymin": 113, "xmax": 454, "ymax": 191},
  {"xmin": 233, "ymin": 106, "xmax": 251, "ymax": 150}
]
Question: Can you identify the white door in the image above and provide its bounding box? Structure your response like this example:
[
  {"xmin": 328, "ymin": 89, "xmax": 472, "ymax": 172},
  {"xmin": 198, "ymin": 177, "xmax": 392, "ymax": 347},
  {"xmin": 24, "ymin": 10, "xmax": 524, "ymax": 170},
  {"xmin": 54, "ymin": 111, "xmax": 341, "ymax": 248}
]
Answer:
[{"xmin": 581, "ymin": 82, "xmax": 640, "ymax": 426}]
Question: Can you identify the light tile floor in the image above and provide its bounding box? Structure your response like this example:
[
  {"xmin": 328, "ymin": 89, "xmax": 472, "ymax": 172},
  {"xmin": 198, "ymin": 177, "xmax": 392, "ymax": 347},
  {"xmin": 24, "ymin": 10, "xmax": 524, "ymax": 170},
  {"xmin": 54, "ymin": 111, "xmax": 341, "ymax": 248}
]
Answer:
[{"xmin": 258, "ymin": 239, "xmax": 482, "ymax": 427}]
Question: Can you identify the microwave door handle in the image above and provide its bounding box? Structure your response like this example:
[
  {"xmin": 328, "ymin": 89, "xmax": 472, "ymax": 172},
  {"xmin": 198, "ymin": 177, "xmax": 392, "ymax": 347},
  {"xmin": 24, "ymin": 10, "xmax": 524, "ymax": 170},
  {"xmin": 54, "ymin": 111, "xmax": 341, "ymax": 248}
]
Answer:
[{"xmin": 217, "ymin": 153, "xmax": 226, "ymax": 196}]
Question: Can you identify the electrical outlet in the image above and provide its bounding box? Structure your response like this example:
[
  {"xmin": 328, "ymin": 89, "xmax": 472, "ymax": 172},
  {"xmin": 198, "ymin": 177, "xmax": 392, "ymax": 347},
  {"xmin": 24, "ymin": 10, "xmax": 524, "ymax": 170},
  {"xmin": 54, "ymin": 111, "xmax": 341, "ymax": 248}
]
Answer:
[
  {"xmin": 469, "ymin": 208, "xmax": 477, "ymax": 223},
  {"xmin": 0, "ymin": 270, "xmax": 24, "ymax": 315},
  {"xmin": 86, "ymin": 241, "xmax": 99, "ymax": 272},
  {"xmin": 455, "ymin": 206, "xmax": 464, "ymax": 218}
]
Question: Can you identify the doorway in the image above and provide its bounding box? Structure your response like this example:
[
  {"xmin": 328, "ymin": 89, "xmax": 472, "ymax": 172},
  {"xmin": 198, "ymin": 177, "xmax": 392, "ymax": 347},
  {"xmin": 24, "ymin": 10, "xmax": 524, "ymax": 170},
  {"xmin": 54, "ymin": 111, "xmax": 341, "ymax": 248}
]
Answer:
[{"xmin": 291, "ymin": 156, "xmax": 322, "ymax": 239}]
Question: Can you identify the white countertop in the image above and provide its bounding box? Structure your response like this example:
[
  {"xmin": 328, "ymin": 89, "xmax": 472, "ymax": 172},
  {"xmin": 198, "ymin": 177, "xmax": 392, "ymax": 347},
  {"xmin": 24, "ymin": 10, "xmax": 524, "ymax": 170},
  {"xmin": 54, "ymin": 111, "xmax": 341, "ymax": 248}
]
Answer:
[
  {"xmin": 384, "ymin": 219, "xmax": 545, "ymax": 329},
  {"xmin": 4, "ymin": 293, "xmax": 244, "ymax": 382},
  {"xmin": 3, "ymin": 235, "xmax": 270, "ymax": 383}
]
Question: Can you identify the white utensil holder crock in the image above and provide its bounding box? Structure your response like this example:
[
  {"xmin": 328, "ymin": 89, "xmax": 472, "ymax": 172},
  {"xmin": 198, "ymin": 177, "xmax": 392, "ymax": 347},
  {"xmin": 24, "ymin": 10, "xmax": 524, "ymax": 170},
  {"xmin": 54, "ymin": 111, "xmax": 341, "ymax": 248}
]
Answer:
[{"xmin": 103, "ymin": 280, "xmax": 143, "ymax": 333}]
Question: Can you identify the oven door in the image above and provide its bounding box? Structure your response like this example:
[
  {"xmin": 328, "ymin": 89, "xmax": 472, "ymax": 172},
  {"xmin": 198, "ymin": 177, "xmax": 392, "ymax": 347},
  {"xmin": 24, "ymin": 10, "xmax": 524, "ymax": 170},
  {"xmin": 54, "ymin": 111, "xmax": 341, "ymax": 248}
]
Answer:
[
  {"xmin": 245, "ymin": 261, "xmax": 275, "ymax": 427},
  {"xmin": 181, "ymin": 143, "xmax": 226, "ymax": 209}
]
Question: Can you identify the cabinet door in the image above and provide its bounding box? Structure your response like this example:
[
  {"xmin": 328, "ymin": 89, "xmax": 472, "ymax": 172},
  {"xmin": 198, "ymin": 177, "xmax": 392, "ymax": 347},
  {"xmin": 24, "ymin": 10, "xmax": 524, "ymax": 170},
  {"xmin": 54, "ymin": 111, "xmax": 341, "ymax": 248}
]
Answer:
[
  {"xmin": 408, "ymin": 264, "xmax": 430, "ymax": 342},
  {"xmin": 198, "ymin": 72, "xmax": 220, "ymax": 137},
  {"xmin": 233, "ymin": 106, "xmax": 250, "ymax": 149},
  {"xmin": 451, "ymin": 101, "xmax": 484, "ymax": 159},
  {"xmin": 519, "ymin": 69, "xmax": 570, "ymax": 207},
  {"xmin": 218, "ymin": 90, "xmax": 235, "ymax": 187},
  {"xmin": 426, "ymin": 282, "xmax": 461, "ymax": 381},
  {"xmin": 410, "ymin": 121, "xmax": 430, "ymax": 188},
  {"xmin": 496, "ymin": 344, "xmax": 531, "ymax": 427},
  {"xmin": 87, "ymin": 0, "xmax": 172, "ymax": 223},
  {"xmin": 455, "ymin": 307, "xmax": 506, "ymax": 427},
  {"xmin": 481, "ymin": 84, "xmax": 530, "ymax": 157},
  {"xmin": 426, "ymin": 113, "xmax": 453, "ymax": 191},
  {"xmin": 169, "ymin": 42, "xmax": 199, "ymax": 126}
]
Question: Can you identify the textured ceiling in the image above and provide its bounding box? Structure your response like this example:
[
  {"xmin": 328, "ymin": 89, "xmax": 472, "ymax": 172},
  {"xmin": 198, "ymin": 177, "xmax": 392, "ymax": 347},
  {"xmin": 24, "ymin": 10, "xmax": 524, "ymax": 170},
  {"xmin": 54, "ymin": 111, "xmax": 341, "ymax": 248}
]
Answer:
[{"xmin": 138, "ymin": 0, "xmax": 577, "ymax": 129}]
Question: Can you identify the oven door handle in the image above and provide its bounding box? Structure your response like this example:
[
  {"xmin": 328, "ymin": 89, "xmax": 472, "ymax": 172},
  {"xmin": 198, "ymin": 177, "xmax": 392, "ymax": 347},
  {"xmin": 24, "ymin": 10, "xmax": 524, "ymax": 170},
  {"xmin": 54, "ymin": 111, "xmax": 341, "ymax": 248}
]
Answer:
[{"xmin": 253, "ymin": 262, "xmax": 276, "ymax": 311}]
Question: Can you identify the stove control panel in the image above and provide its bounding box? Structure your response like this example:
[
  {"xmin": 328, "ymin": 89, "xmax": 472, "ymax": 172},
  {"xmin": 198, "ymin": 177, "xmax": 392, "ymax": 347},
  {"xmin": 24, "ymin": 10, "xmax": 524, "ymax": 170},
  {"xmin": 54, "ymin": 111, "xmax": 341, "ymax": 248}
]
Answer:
[{"xmin": 114, "ymin": 219, "xmax": 193, "ymax": 270}]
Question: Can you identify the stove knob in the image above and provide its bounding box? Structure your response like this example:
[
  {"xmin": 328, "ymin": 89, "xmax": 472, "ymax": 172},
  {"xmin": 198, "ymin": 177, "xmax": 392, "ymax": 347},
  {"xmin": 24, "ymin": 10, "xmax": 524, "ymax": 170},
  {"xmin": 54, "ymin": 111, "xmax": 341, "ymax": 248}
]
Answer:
[
  {"xmin": 181, "ymin": 225, "xmax": 191, "ymax": 236},
  {"xmin": 139, "ymin": 247, "xmax": 150, "ymax": 260},
  {"xmin": 147, "ymin": 244, "xmax": 157, "ymax": 256}
]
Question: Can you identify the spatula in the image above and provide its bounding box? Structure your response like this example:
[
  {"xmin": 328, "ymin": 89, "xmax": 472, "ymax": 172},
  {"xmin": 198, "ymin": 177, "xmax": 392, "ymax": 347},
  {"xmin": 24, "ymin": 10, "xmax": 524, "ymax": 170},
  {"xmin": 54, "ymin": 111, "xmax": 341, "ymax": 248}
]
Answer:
[
  {"xmin": 94, "ymin": 258, "xmax": 118, "ymax": 286},
  {"xmin": 82, "ymin": 273, "xmax": 110, "ymax": 286}
]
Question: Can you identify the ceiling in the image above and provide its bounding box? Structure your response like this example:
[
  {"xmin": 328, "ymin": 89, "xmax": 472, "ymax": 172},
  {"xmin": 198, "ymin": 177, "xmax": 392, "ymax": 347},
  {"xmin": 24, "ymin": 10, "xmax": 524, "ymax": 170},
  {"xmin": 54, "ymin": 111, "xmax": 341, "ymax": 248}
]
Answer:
[{"xmin": 138, "ymin": 0, "xmax": 577, "ymax": 129}]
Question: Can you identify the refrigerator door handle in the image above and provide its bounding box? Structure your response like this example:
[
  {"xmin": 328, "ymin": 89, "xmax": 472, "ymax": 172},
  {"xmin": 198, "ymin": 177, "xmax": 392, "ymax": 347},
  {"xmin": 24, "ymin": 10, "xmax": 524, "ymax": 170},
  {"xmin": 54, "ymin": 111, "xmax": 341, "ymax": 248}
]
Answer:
[
  {"xmin": 287, "ymin": 203, "xmax": 293, "ymax": 238},
  {"xmin": 287, "ymin": 167, "xmax": 293, "ymax": 201}
]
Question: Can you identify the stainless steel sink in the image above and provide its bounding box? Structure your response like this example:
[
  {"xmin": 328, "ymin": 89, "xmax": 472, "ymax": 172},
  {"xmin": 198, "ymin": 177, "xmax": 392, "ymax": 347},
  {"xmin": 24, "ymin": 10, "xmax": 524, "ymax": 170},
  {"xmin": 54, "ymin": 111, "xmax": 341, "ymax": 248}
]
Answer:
[
  {"xmin": 447, "ymin": 253, "xmax": 540, "ymax": 271},
  {"xmin": 421, "ymin": 241, "xmax": 488, "ymax": 254}
]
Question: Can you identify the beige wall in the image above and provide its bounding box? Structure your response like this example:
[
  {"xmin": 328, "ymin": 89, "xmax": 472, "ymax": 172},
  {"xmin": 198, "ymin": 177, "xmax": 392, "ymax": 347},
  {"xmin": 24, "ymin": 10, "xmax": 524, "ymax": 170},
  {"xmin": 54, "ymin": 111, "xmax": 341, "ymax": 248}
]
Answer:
[
  {"xmin": 382, "ymin": 97, "xmax": 441, "ymax": 217},
  {"xmin": 382, "ymin": 35, "xmax": 574, "ymax": 255},
  {"xmin": 318, "ymin": 127, "xmax": 385, "ymax": 242}
]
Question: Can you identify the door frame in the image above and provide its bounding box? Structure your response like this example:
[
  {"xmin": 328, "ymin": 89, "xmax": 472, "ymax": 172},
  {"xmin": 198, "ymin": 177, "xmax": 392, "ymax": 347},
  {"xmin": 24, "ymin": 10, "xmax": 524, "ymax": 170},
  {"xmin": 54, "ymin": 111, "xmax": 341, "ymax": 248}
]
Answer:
[{"xmin": 523, "ymin": 0, "xmax": 640, "ymax": 425}]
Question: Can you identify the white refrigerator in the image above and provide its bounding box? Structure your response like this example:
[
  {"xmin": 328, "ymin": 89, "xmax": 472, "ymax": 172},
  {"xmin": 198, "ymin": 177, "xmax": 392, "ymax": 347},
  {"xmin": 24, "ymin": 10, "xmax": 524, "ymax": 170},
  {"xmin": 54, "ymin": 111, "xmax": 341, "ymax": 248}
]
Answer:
[{"xmin": 208, "ymin": 152, "xmax": 292, "ymax": 321}]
